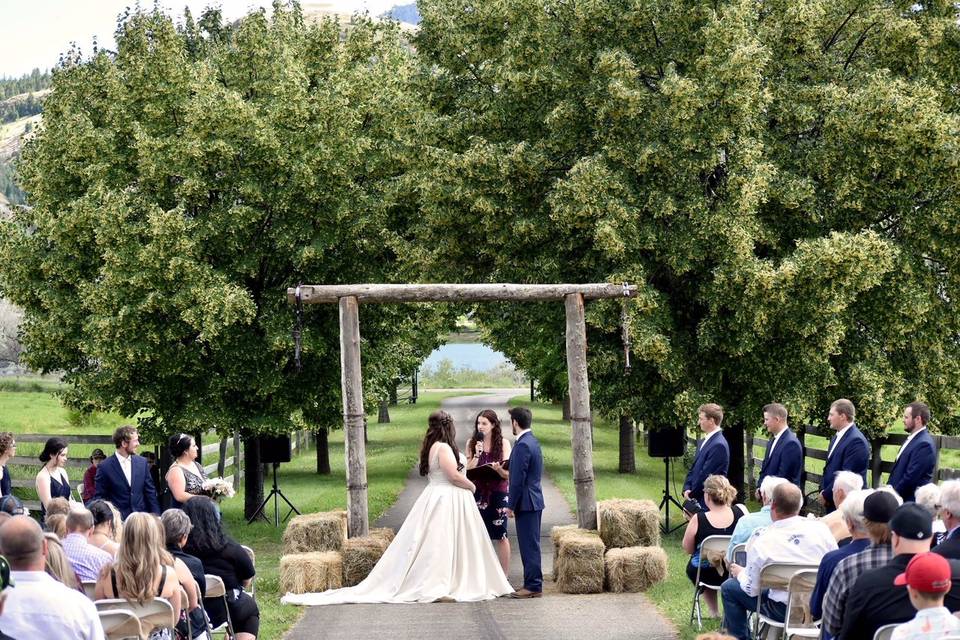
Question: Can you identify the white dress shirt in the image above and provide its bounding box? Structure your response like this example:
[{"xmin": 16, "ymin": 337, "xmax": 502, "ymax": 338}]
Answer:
[
  {"xmin": 827, "ymin": 424, "xmax": 854, "ymax": 458},
  {"xmin": 115, "ymin": 451, "xmax": 132, "ymax": 485},
  {"xmin": 2, "ymin": 570, "xmax": 104, "ymax": 640},
  {"xmin": 738, "ymin": 515, "xmax": 837, "ymax": 603},
  {"xmin": 767, "ymin": 428, "xmax": 786, "ymax": 457},
  {"xmin": 896, "ymin": 427, "xmax": 926, "ymax": 461},
  {"xmin": 699, "ymin": 428, "xmax": 720, "ymax": 451}
]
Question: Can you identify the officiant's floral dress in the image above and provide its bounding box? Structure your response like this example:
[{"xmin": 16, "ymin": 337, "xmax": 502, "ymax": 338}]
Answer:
[{"xmin": 474, "ymin": 449, "xmax": 509, "ymax": 540}]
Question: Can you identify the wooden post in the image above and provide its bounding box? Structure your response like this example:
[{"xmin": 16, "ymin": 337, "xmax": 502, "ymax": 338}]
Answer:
[
  {"xmin": 870, "ymin": 438, "xmax": 884, "ymax": 488},
  {"xmin": 746, "ymin": 430, "xmax": 755, "ymax": 498},
  {"xmin": 797, "ymin": 425, "xmax": 807, "ymax": 493},
  {"xmin": 565, "ymin": 293, "xmax": 597, "ymax": 529},
  {"xmin": 339, "ymin": 296, "xmax": 369, "ymax": 537},
  {"xmin": 233, "ymin": 432, "xmax": 241, "ymax": 493},
  {"xmin": 217, "ymin": 438, "xmax": 228, "ymax": 477}
]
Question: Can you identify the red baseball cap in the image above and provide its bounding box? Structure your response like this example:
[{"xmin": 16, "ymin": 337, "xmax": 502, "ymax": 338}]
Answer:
[{"xmin": 894, "ymin": 552, "xmax": 952, "ymax": 593}]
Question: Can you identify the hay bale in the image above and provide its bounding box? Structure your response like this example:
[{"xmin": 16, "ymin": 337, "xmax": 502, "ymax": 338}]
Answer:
[
  {"xmin": 604, "ymin": 546, "xmax": 668, "ymax": 592},
  {"xmin": 555, "ymin": 531, "xmax": 605, "ymax": 594},
  {"xmin": 597, "ymin": 499, "xmax": 661, "ymax": 549},
  {"xmin": 280, "ymin": 552, "xmax": 343, "ymax": 594},
  {"xmin": 366, "ymin": 527, "xmax": 395, "ymax": 546},
  {"xmin": 550, "ymin": 525, "xmax": 599, "ymax": 580},
  {"xmin": 342, "ymin": 535, "xmax": 389, "ymax": 586},
  {"xmin": 283, "ymin": 511, "xmax": 348, "ymax": 554}
]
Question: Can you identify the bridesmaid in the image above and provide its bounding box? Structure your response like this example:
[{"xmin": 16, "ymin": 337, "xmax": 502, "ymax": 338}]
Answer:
[
  {"xmin": 466, "ymin": 409, "xmax": 512, "ymax": 575},
  {"xmin": 36, "ymin": 436, "xmax": 74, "ymax": 518},
  {"xmin": 0, "ymin": 432, "xmax": 16, "ymax": 496},
  {"xmin": 165, "ymin": 433, "xmax": 206, "ymax": 508}
]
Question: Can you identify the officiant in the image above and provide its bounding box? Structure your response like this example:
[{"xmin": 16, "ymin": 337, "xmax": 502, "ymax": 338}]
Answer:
[{"xmin": 466, "ymin": 409, "xmax": 513, "ymax": 575}]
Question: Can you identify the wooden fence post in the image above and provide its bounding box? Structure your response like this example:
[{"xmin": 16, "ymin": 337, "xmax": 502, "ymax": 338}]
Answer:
[
  {"xmin": 746, "ymin": 430, "xmax": 755, "ymax": 498},
  {"xmin": 870, "ymin": 439, "xmax": 884, "ymax": 488},
  {"xmin": 564, "ymin": 293, "xmax": 597, "ymax": 529},
  {"xmin": 217, "ymin": 438, "xmax": 228, "ymax": 477},
  {"xmin": 233, "ymin": 432, "xmax": 242, "ymax": 493},
  {"xmin": 339, "ymin": 296, "xmax": 369, "ymax": 538},
  {"xmin": 797, "ymin": 425, "xmax": 807, "ymax": 492}
]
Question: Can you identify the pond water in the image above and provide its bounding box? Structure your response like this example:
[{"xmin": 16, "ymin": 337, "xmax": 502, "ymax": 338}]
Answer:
[{"xmin": 421, "ymin": 342, "xmax": 509, "ymax": 371}]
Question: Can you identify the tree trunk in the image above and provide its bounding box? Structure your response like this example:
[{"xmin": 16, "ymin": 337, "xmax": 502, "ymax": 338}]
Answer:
[
  {"xmin": 618, "ymin": 414, "xmax": 636, "ymax": 473},
  {"xmin": 315, "ymin": 427, "xmax": 330, "ymax": 475},
  {"xmin": 378, "ymin": 400, "xmax": 390, "ymax": 424},
  {"xmin": 364, "ymin": 417, "xmax": 369, "ymax": 444},
  {"xmin": 562, "ymin": 396, "xmax": 571, "ymax": 421},
  {"xmin": 217, "ymin": 438, "xmax": 228, "ymax": 477},
  {"xmin": 242, "ymin": 435, "xmax": 264, "ymax": 520},
  {"xmin": 389, "ymin": 384, "xmax": 398, "ymax": 406},
  {"xmin": 724, "ymin": 422, "xmax": 746, "ymax": 504}
]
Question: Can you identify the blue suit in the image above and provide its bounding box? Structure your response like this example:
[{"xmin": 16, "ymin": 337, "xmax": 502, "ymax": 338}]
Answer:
[
  {"xmin": 888, "ymin": 428, "xmax": 936, "ymax": 503},
  {"xmin": 683, "ymin": 431, "xmax": 730, "ymax": 505},
  {"xmin": 820, "ymin": 425, "xmax": 869, "ymax": 510},
  {"xmin": 757, "ymin": 428, "xmax": 803, "ymax": 489},
  {"xmin": 94, "ymin": 453, "xmax": 160, "ymax": 519},
  {"xmin": 508, "ymin": 431, "xmax": 544, "ymax": 592}
]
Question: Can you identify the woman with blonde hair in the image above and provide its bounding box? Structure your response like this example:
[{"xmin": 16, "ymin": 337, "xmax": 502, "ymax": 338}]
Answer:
[
  {"xmin": 44, "ymin": 531, "xmax": 80, "ymax": 590},
  {"xmin": 95, "ymin": 512, "xmax": 182, "ymax": 639},
  {"xmin": 682, "ymin": 474, "xmax": 746, "ymax": 618}
]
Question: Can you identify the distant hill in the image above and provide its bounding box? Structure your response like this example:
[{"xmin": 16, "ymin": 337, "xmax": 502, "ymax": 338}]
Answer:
[{"xmin": 383, "ymin": 3, "xmax": 420, "ymax": 26}]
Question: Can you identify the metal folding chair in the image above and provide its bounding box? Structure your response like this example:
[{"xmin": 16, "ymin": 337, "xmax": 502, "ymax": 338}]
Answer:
[
  {"xmin": 95, "ymin": 597, "xmax": 176, "ymax": 638},
  {"xmin": 782, "ymin": 569, "xmax": 820, "ymax": 640},
  {"xmin": 689, "ymin": 534, "xmax": 732, "ymax": 629},
  {"xmin": 754, "ymin": 562, "xmax": 819, "ymax": 640},
  {"xmin": 205, "ymin": 574, "xmax": 235, "ymax": 638},
  {"xmin": 732, "ymin": 543, "xmax": 747, "ymax": 566},
  {"xmin": 241, "ymin": 544, "xmax": 256, "ymax": 597},
  {"xmin": 81, "ymin": 580, "xmax": 97, "ymax": 599},
  {"xmin": 873, "ymin": 624, "xmax": 901, "ymax": 640},
  {"xmin": 98, "ymin": 608, "xmax": 143, "ymax": 640}
]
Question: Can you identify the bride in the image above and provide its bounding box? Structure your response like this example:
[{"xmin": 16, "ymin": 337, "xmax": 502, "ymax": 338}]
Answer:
[{"xmin": 282, "ymin": 410, "xmax": 513, "ymax": 605}]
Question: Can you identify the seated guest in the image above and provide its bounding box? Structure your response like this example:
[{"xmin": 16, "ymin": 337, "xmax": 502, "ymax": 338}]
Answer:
[
  {"xmin": 61, "ymin": 508, "xmax": 113, "ymax": 583},
  {"xmin": 821, "ymin": 470, "xmax": 864, "ymax": 544},
  {"xmin": 94, "ymin": 425, "xmax": 160, "ymax": 519},
  {"xmin": 86, "ymin": 499, "xmax": 120, "ymax": 556},
  {"xmin": 821, "ymin": 490, "xmax": 900, "ymax": 638},
  {"xmin": 184, "ymin": 496, "xmax": 259, "ymax": 640},
  {"xmin": 890, "ymin": 552, "xmax": 960, "ymax": 640},
  {"xmin": 810, "ymin": 490, "xmax": 872, "ymax": 639},
  {"xmin": 0, "ymin": 494, "xmax": 26, "ymax": 516},
  {"xmin": 720, "ymin": 483, "xmax": 837, "ymax": 640},
  {"xmin": 933, "ymin": 480, "xmax": 960, "ymax": 559},
  {"xmin": 838, "ymin": 503, "xmax": 960, "ymax": 640},
  {"xmin": 36, "ymin": 437, "xmax": 76, "ymax": 519},
  {"xmin": 0, "ymin": 516, "xmax": 102, "ymax": 639},
  {"xmin": 683, "ymin": 403, "xmax": 730, "ymax": 509},
  {"xmin": 683, "ymin": 475, "xmax": 745, "ymax": 618},
  {"xmin": 162, "ymin": 508, "xmax": 208, "ymax": 639},
  {"xmin": 81, "ymin": 448, "xmax": 106, "ymax": 503},
  {"xmin": 727, "ymin": 476, "xmax": 788, "ymax": 562},
  {"xmin": 44, "ymin": 513, "xmax": 68, "ymax": 539},
  {"xmin": 915, "ymin": 484, "xmax": 946, "ymax": 546},
  {"xmin": 43, "ymin": 532, "xmax": 80, "ymax": 589},
  {"xmin": 888, "ymin": 402, "xmax": 937, "ymax": 503},
  {"xmin": 94, "ymin": 512, "xmax": 182, "ymax": 632},
  {"xmin": 756, "ymin": 404, "xmax": 803, "ymax": 490},
  {"xmin": 0, "ymin": 431, "xmax": 16, "ymax": 497}
]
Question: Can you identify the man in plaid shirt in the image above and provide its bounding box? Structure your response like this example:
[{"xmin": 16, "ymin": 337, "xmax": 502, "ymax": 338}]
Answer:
[
  {"xmin": 61, "ymin": 508, "xmax": 112, "ymax": 583},
  {"xmin": 821, "ymin": 490, "xmax": 899, "ymax": 638}
]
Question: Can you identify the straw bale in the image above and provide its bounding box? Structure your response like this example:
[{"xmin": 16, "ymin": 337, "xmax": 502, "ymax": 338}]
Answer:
[
  {"xmin": 550, "ymin": 525, "xmax": 599, "ymax": 581},
  {"xmin": 366, "ymin": 527, "xmax": 395, "ymax": 546},
  {"xmin": 283, "ymin": 511, "xmax": 348, "ymax": 554},
  {"xmin": 279, "ymin": 552, "xmax": 343, "ymax": 594},
  {"xmin": 604, "ymin": 546, "xmax": 668, "ymax": 592},
  {"xmin": 555, "ymin": 531, "xmax": 605, "ymax": 594},
  {"xmin": 342, "ymin": 535, "xmax": 389, "ymax": 586},
  {"xmin": 597, "ymin": 499, "xmax": 661, "ymax": 549}
]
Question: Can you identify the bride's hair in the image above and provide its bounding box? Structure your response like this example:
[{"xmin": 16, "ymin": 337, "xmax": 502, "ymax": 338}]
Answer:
[
  {"xmin": 468, "ymin": 409, "xmax": 503, "ymax": 461},
  {"xmin": 419, "ymin": 410, "xmax": 463, "ymax": 476}
]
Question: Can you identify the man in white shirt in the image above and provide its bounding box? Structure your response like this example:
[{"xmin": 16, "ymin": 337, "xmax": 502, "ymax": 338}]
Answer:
[
  {"xmin": 0, "ymin": 515, "xmax": 103, "ymax": 640},
  {"xmin": 721, "ymin": 482, "xmax": 837, "ymax": 640}
]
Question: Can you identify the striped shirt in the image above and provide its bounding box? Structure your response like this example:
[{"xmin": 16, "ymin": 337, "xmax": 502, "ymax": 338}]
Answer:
[
  {"xmin": 822, "ymin": 542, "xmax": 895, "ymax": 636},
  {"xmin": 62, "ymin": 532, "xmax": 113, "ymax": 583}
]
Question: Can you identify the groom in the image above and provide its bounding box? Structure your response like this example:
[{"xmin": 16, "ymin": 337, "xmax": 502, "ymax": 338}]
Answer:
[{"xmin": 505, "ymin": 406, "xmax": 544, "ymax": 599}]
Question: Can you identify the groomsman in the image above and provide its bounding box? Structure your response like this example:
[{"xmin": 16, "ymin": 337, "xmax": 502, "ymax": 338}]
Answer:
[
  {"xmin": 820, "ymin": 399, "xmax": 869, "ymax": 513},
  {"xmin": 888, "ymin": 401, "xmax": 936, "ymax": 502},
  {"xmin": 683, "ymin": 403, "xmax": 730, "ymax": 508},
  {"xmin": 757, "ymin": 403, "xmax": 803, "ymax": 493}
]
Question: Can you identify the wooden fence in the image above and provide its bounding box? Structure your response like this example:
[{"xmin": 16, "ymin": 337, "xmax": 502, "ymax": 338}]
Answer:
[{"xmin": 9, "ymin": 429, "xmax": 312, "ymax": 513}]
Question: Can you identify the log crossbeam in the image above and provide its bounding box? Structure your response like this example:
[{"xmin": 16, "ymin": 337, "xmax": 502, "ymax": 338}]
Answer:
[{"xmin": 289, "ymin": 283, "xmax": 636, "ymax": 305}]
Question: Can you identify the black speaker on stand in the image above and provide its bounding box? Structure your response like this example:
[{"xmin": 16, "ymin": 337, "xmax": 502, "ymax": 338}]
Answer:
[
  {"xmin": 648, "ymin": 428, "xmax": 687, "ymax": 534},
  {"xmin": 247, "ymin": 435, "xmax": 301, "ymax": 526}
]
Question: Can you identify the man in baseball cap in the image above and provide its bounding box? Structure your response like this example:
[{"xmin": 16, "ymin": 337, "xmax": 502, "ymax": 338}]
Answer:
[
  {"xmin": 889, "ymin": 552, "xmax": 959, "ymax": 640},
  {"xmin": 837, "ymin": 503, "xmax": 960, "ymax": 640}
]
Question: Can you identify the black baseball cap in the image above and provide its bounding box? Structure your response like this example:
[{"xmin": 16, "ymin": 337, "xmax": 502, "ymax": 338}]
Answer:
[
  {"xmin": 0, "ymin": 555, "xmax": 13, "ymax": 590},
  {"xmin": 890, "ymin": 503, "xmax": 933, "ymax": 540},
  {"xmin": 863, "ymin": 491, "xmax": 900, "ymax": 523}
]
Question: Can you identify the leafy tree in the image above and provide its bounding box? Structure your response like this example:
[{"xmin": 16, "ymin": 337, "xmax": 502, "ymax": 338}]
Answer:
[
  {"xmin": 413, "ymin": 0, "xmax": 960, "ymax": 495},
  {"xmin": 0, "ymin": 2, "xmax": 451, "ymax": 516}
]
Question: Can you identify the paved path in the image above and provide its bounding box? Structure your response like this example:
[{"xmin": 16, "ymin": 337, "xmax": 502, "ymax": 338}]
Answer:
[{"xmin": 285, "ymin": 392, "xmax": 678, "ymax": 640}]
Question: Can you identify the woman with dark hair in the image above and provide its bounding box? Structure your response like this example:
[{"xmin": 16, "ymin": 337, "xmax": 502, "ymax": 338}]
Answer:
[
  {"xmin": 466, "ymin": 409, "xmax": 512, "ymax": 574},
  {"xmin": 36, "ymin": 436, "xmax": 75, "ymax": 518},
  {"xmin": 282, "ymin": 410, "xmax": 512, "ymax": 606},
  {"xmin": 0, "ymin": 432, "xmax": 16, "ymax": 496},
  {"xmin": 165, "ymin": 434, "xmax": 206, "ymax": 508},
  {"xmin": 87, "ymin": 499, "xmax": 121, "ymax": 556},
  {"xmin": 183, "ymin": 496, "xmax": 258, "ymax": 640}
]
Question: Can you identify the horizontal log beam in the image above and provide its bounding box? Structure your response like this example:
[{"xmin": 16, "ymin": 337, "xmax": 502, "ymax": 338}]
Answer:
[{"xmin": 287, "ymin": 283, "xmax": 637, "ymax": 305}]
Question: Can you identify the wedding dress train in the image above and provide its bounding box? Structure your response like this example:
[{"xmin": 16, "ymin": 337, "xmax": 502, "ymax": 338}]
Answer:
[{"xmin": 281, "ymin": 447, "xmax": 513, "ymax": 604}]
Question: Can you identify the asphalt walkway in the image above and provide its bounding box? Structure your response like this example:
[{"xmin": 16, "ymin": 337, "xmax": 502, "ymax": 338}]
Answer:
[{"xmin": 285, "ymin": 391, "xmax": 677, "ymax": 640}]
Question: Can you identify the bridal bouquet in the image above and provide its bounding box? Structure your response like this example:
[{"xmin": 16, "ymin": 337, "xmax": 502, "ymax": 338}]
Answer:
[{"xmin": 201, "ymin": 477, "xmax": 236, "ymax": 502}]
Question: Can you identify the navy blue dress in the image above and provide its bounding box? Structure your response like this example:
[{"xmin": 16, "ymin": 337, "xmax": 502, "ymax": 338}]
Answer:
[
  {"xmin": 0, "ymin": 465, "xmax": 11, "ymax": 497},
  {"xmin": 40, "ymin": 470, "xmax": 72, "ymax": 519}
]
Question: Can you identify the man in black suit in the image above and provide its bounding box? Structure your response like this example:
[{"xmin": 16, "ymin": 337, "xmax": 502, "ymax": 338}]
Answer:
[
  {"xmin": 94, "ymin": 425, "xmax": 160, "ymax": 519},
  {"xmin": 933, "ymin": 480, "xmax": 960, "ymax": 559},
  {"xmin": 756, "ymin": 402, "xmax": 803, "ymax": 493}
]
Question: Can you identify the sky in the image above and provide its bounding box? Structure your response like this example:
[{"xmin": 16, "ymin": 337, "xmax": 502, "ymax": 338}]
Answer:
[{"xmin": 0, "ymin": 0, "xmax": 402, "ymax": 78}]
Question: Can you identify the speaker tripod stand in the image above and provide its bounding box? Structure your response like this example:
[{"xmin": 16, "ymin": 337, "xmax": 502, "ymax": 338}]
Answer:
[
  {"xmin": 658, "ymin": 457, "xmax": 687, "ymax": 534},
  {"xmin": 247, "ymin": 462, "xmax": 301, "ymax": 526}
]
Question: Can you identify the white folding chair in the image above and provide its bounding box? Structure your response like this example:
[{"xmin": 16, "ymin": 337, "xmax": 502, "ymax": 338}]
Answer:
[
  {"xmin": 81, "ymin": 580, "xmax": 97, "ymax": 599},
  {"xmin": 754, "ymin": 562, "xmax": 820, "ymax": 640},
  {"xmin": 179, "ymin": 586, "xmax": 192, "ymax": 639},
  {"xmin": 98, "ymin": 608, "xmax": 142, "ymax": 640},
  {"xmin": 732, "ymin": 543, "xmax": 747, "ymax": 566},
  {"xmin": 204, "ymin": 574, "xmax": 235, "ymax": 638},
  {"xmin": 689, "ymin": 534, "xmax": 733, "ymax": 629},
  {"xmin": 782, "ymin": 569, "xmax": 820, "ymax": 640},
  {"xmin": 96, "ymin": 597, "xmax": 176, "ymax": 638},
  {"xmin": 241, "ymin": 544, "xmax": 256, "ymax": 597},
  {"xmin": 873, "ymin": 624, "xmax": 901, "ymax": 640}
]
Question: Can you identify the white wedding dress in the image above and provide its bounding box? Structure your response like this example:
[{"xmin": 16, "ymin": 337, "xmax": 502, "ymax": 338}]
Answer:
[{"xmin": 282, "ymin": 445, "xmax": 513, "ymax": 605}]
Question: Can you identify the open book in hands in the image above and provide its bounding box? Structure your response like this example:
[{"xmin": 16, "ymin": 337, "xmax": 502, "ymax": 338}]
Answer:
[{"xmin": 466, "ymin": 459, "xmax": 509, "ymax": 483}]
